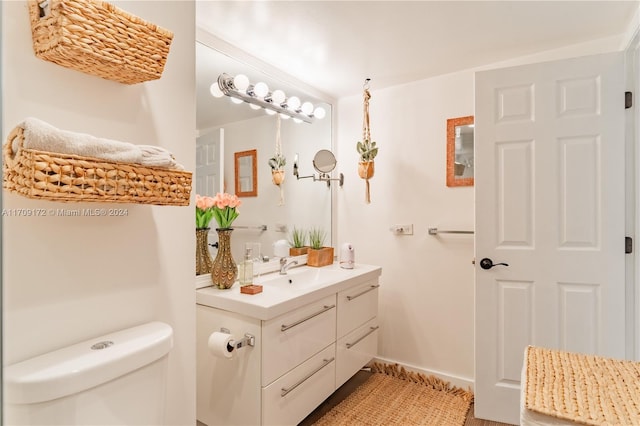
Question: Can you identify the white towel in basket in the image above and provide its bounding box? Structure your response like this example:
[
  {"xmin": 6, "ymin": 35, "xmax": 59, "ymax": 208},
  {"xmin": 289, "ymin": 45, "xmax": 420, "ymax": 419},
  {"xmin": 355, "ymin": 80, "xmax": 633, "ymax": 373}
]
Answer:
[
  {"xmin": 140, "ymin": 145, "xmax": 184, "ymax": 170},
  {"xmin": 13, "ymin": 117, "xmax": 183, "ymax": 169}
]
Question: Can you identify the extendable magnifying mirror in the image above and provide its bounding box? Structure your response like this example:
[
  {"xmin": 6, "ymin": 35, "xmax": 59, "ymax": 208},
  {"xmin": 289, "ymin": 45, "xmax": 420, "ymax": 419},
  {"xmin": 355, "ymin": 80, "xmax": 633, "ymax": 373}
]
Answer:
[
  {"xmin": 294, "ymin": 150, "xmax": 344, "ymax": 187},
  {"xmin": 313, "ymin": 149, "xmax": 337, "ymax": 173}
]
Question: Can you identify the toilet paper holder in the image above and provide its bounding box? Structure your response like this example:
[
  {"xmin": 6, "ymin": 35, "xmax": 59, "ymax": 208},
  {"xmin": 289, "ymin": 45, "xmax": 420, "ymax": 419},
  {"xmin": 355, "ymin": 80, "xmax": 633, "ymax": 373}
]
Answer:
[{"xmin": 220, "ymin": 327, "xmax": 255, "ymax": 349}]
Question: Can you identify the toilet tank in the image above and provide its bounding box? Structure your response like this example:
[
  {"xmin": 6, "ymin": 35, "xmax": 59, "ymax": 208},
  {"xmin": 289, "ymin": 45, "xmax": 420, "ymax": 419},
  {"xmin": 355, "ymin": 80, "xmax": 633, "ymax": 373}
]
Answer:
[{"xmin": 4, "ymin": 321, "xmax": 173, "ymax": 425}]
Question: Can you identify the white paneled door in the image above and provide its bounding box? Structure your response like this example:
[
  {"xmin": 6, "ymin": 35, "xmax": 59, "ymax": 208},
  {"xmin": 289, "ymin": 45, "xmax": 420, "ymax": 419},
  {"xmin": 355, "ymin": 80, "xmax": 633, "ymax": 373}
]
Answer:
[
  {"xmin": 474, "ymin": 52, "xmax": 625, "ymax": 424},
  {"xmin": 196, "ymin": 128, "xmax": 224, "ymax": 196}
]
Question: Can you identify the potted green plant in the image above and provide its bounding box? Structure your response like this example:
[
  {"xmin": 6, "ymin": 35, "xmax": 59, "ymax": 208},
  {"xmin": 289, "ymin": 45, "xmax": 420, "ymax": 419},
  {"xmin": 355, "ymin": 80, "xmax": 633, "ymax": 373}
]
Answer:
[
  {"xmin": 307, "ymin": 227, "xmax": 334, "ymax": 267},
  {"xmin": 357, "ymin": 139, "xmax": 378, "ymax": 177},
  {"xmin": 268, "ymin": 153, "xmax": 286, "ymax": 185},
  {"xmin": 288, "ymin": 226, "xmax": 308, "ymax": 256}
]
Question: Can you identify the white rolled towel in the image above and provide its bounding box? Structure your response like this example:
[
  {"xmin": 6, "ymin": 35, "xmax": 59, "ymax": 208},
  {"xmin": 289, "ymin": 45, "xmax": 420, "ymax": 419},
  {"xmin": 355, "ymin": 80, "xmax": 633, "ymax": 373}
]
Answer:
[
  {"xmin": 17, "ymin": 117, "xmax": 143, "ymax": 164},
  {"xmin": 139, "ymin": 145, "xmax": 184, "ymax": 170},
  {"xmin": 13, "ymin": 118, "xmax": 183, "ymax": 169}
]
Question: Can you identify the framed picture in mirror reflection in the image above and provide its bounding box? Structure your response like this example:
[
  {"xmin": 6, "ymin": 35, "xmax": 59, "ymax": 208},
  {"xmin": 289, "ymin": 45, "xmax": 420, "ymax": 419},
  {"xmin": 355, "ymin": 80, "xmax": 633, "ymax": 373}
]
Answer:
[
  {"xmin": 446, "ymin": 116, "xmax": 474, "ymax": 187},
  {"xmin": 235, "ymin": 149, "xmax": 257, "ymax": 197}
]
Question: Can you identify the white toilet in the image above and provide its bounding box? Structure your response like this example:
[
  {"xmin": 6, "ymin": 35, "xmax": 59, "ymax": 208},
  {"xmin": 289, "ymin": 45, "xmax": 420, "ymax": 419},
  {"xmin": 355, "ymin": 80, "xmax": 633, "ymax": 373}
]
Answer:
[{"xmin": 4, "ymin": 321, "xmax": 173, "ymax": 425}]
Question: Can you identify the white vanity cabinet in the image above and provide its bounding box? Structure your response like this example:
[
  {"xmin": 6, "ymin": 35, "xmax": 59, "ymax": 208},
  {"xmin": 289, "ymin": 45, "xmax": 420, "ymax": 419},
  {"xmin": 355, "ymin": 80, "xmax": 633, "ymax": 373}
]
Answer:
[
  {"xmin": 336, "ymin": 279, "xmax": 380, "ymax": 388},
  {"xmin": 262, "ymin": 294, "xmax": 336, "ymax": 386},
  {"xmin": 262, "ymin": 344, "xmax": 336, "ymax": 425},
  {"xmin": 196, "ymin": 263, "xmax": 381, "ymax": 426}
]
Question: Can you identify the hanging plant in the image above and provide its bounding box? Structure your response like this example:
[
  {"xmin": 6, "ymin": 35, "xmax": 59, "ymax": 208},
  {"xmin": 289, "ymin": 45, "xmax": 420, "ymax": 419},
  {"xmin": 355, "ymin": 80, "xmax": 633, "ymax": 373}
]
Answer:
[
  {"xmin": 357, "ymin": 78, "xmax": 378, "ymax": 203},
  {"xmin": 269, "ymin": 115, "xmax": 286, "ymax": 204},
  {"xmin": 268, "ymin": 153, "xmax": 286, "ymax": 184}
]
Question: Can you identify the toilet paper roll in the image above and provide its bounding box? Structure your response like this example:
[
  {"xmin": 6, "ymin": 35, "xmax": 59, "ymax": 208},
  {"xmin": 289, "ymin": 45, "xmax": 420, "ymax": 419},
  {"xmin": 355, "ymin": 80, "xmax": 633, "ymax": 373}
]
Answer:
[{"xmin": 208, "ymin": 332, "xmax": 235, "ymax": 359}]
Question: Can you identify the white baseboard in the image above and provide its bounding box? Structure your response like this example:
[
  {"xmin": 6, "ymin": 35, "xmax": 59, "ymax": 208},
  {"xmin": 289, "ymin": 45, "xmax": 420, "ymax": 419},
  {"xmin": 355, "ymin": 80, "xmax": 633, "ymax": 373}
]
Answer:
[{"xmin": 372, "ymin": 356, "xmax": 475, "ymax": 392}]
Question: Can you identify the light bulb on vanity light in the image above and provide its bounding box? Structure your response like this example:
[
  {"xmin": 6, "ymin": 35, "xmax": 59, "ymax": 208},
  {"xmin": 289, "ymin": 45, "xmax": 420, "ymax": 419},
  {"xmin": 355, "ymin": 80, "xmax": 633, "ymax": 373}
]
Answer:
[
  {"xmin": 300, "ymin": 101, "xmax": 314, "ymax": 115},
  {"xmin": 210, "ymin": 82, "xmax": 224, "ymax": 98},
  {"xmin": 271, "ymin": 89, "xmax": 286, "ymax": 105},
  {"xmin": 287, "ymin": 96, "xmax": 301, "ymax": 112},
  {"xmin": 233, "ymin": 74, "xmax": 250, "ymax": 91},
  {"xmin": 313, "ymin": 107, "xmax": 326, "ymax": 119},
  {"xmin": 254, "ymin": 82, "xmax": 269, "ymax": 98}
]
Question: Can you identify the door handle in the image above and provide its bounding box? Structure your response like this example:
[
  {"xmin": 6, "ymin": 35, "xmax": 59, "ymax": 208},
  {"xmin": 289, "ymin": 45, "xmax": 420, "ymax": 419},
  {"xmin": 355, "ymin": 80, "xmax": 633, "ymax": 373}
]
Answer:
[{"xmin": 479, "ymin": 258, "xmax": 509, "ymax": 270}]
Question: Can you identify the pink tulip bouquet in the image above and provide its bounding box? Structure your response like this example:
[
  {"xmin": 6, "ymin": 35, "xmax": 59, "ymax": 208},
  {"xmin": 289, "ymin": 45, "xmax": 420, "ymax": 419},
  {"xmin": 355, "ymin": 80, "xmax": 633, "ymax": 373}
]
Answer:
[{"xmin": 195, "ymin": 193, "xmax": 242, "ymax": 229}]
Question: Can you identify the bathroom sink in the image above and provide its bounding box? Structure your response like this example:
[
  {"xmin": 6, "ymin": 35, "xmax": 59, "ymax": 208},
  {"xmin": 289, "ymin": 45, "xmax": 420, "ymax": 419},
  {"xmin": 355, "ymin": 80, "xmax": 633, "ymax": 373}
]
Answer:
[
  {"xmin": 196, "ymin": 263, "xmax": 382, "ymax": 320},
  {"xmin": 256, "ymin": 266, "xmax": 347, "ymax": 291}
]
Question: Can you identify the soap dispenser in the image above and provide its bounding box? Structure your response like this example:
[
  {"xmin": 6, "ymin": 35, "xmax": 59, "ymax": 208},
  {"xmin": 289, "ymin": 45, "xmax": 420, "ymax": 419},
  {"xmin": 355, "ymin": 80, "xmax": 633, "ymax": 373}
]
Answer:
[
  {"xmin": 239, "ymin": 247, "xmax": 254, "ymax": 286},
  {"xmin": 340, "ymin": 243, "xmax": 355, "ymax": 269}
]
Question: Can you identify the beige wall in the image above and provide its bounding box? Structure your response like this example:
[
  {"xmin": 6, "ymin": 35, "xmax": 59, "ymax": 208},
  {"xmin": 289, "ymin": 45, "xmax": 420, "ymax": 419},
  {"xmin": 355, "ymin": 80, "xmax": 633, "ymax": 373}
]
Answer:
[
  {"xmin": 1, "ymin": 1, "xmax": 195, "ymax": 424},
  {"xmin": 336, "ymin": 35, "xmax": 626, "ymax": 387}
]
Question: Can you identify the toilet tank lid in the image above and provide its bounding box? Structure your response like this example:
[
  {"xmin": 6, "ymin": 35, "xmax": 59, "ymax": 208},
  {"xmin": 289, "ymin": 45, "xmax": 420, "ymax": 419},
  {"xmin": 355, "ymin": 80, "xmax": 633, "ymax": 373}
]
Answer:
[{"xmin": 5, "ymin": 321, "xmax": 173, "ymax": 404}]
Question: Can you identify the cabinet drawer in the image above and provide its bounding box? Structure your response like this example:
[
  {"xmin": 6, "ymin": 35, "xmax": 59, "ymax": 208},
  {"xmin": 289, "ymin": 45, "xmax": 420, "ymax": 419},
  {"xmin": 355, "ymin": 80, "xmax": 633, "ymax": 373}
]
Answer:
[
  {"xmin": 262, "ymin": 294, "xmax": 336, "ymax": 386},
  {"xmin": 337, "ymin": 279, "xmax": 379, "ymax": 338},
  {"xmin": 262, "ymin": 344, "xmax": 336, "ymax": 426},
  {"xmin": 336, "ymin": 317, "xmax": 379, "ymax": 388}
]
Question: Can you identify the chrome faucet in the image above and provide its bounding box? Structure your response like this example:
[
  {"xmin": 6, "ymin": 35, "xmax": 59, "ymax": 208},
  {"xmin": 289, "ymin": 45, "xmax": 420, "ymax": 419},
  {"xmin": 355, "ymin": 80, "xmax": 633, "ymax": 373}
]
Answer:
[{"xmin": 279, "ymin": 257, "xmax": 299, "ymax": 275}]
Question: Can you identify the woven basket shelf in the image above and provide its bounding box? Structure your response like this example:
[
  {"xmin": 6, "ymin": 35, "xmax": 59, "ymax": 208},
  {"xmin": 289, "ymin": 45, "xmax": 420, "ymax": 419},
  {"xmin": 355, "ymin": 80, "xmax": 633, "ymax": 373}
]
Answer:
[
  {"xmin": 28, "ymin": 0, "xmax": 173, "ymax": 84},
  {"xmin": 3, "ymin": 126, "xmax": 192, "ymax": 206}
]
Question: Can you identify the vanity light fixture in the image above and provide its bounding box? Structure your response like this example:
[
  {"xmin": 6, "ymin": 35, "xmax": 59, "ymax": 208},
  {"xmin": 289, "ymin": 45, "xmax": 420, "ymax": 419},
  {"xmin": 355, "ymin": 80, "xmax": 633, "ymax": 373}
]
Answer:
[{"xmin": 210, "ymin": 73, "xmax": 326, "ymax": 124}]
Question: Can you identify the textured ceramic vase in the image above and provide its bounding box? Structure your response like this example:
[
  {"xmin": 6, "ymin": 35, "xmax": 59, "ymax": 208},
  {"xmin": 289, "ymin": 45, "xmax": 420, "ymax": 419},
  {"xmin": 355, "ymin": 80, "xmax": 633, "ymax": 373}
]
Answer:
[
  {"xmin": 211, "ymin": 228, "xmax": 237, "ymax": 289},
  {"xmin": 196, "ymin": 227, "xmax": 213, "ymax": 275}
]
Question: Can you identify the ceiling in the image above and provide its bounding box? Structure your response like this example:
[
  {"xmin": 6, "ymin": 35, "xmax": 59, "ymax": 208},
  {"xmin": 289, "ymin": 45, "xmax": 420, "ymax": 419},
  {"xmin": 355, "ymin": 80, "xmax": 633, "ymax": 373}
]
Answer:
[{"xmin": 196, "ymin": 1, "xmax": 637, "ymax": 100}]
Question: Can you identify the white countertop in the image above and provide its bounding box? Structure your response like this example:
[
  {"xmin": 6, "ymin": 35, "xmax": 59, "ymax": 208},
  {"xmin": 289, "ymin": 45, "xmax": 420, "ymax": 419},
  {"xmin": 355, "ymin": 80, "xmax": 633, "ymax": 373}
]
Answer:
[{"xmin": 196, "ymin": 263, "xmax": 382, "ymax": 320}]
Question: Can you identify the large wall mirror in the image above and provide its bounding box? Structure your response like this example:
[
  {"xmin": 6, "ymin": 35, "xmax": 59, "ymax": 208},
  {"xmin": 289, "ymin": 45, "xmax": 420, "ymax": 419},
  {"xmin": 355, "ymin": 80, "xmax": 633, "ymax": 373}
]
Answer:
[
  {"xmin": 446, "ymin": 116, "xmax": 474, "ymax": 187},
  {"xmin": 196, "ymin": 31, "xmax": 333, "ymax": 268}
]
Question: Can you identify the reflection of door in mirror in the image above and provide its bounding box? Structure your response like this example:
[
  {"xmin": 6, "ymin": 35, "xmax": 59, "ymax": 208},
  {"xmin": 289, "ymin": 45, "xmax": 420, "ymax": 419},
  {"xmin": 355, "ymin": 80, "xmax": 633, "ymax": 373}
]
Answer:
[
  {"xmin": 446, "ymin": 116, "xmax": 474, "ymax": 187},
  {"xmin": 235, "ymin": 149, "xmax": 257, "ymax": 197},
  {"xmin": 196, "ymin": 129, "xmax": 224, "ymax": 196}
]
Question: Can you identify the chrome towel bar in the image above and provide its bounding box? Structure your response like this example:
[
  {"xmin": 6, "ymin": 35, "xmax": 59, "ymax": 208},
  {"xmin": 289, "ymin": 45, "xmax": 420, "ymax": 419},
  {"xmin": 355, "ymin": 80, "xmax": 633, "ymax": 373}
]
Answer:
[
  {"xmin": 428, "ymin": 227, "xmax": 474, "ymax": 235},
  {"xmin": 232, "ymin": 225, "xmax": 267, "ymax": 231}
]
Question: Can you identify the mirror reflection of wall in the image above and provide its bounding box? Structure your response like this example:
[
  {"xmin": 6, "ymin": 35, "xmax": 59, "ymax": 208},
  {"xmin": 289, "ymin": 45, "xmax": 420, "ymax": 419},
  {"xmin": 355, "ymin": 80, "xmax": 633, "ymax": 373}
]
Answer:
[
  {"xmin": 196, "ymin": 37, "xmax": 333, "ymax": 265},
  {"xmin": 454, "ymin": 125, "xmax": 474, "ymax": 178},
  {"xmin": 446, "ymin": 115, "xmax": 474, "ymax": 187}
]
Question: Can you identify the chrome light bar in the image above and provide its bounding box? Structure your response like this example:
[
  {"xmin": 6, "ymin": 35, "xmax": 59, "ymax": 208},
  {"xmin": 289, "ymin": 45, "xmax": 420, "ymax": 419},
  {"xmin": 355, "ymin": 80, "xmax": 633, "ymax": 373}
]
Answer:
[{"xmin": 213, "ymin": 73, "xmax": 325, "ymax": 124}]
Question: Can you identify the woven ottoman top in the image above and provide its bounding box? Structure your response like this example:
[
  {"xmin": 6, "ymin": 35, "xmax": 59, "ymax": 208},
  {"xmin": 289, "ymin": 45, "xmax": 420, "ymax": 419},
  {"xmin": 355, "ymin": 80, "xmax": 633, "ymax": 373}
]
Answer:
[{"xmin": 524, "ymin": 346, "xmax": 640, "ymax": 426}]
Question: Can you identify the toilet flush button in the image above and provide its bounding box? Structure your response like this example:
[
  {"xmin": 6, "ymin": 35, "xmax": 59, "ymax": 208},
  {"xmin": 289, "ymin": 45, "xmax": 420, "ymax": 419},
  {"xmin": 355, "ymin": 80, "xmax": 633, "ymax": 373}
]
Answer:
[{"xmin": 91, "ymin": 341, "xmax": 114, "ymax": 350}]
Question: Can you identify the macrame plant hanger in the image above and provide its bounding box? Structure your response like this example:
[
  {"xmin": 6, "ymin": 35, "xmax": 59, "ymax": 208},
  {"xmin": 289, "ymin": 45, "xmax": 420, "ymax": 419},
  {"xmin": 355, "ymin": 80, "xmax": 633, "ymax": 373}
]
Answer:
[
  {"xmin": 272, "ymin": 114, "xmax": 285, "ymax": 205},
  {"xmin": 357, "ymin": 78, "xmax": 377, "ymax": 204}
]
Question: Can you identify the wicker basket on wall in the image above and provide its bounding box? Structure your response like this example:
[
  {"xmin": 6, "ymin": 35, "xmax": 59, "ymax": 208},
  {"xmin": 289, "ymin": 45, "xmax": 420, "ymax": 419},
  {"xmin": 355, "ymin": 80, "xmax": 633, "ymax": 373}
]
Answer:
[
  {"xmin": 28, "ymin": 0, "xmax": 174, "ymax": 84},
  {"xmin": 3, "ymin": 126, "xmax": 192, "ymax": 205}
]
